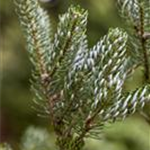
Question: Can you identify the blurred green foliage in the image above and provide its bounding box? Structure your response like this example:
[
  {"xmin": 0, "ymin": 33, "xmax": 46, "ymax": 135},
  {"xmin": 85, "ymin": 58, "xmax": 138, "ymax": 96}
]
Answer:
[
  {"xmin": 85, "ymin": 117, "xmax": 150, "ymax": 150},
  {"xmin": 0, "ymin": 143, "xmax": 12, "ymax": 150},
  {"xmin": 20, "ymin": 126, "xmax": 56, "ymax": 150},
  {"xmin": 1, "ymin": 0, "xmax": 150, "ymax": 149}
]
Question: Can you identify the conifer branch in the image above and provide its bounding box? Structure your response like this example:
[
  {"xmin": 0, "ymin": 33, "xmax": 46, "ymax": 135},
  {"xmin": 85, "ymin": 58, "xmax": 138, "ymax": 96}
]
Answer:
[
  {"xmin": 50, "ymin": 12, "xmax": 79, "ymax": 77},
  {"xmin": 14, "ymin": 0, "xmax": 52, "ymax": 74},
  {"xmin": 118, "ymin": 0, "xmax": 150, "ymax": 82},
  {"xmin": 14, "ymin": 0, "xmax": 150, "ymax": 150},
  {"xmin": 139, "ymin": 5, "xmax": 150, "ymax": 81}
]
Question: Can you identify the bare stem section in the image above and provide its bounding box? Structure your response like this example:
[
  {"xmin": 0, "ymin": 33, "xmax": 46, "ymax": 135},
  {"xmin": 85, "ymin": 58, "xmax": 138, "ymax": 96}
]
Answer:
[{"xmin": 139, "ymin": 5, "xmax": 150, "ymax": 81}]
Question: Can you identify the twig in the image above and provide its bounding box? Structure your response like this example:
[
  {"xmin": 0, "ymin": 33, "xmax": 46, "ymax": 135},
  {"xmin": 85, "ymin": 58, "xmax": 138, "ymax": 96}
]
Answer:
[{"xmin": 139, "ymin": 5, "xmax": 150, "ymax": 81}]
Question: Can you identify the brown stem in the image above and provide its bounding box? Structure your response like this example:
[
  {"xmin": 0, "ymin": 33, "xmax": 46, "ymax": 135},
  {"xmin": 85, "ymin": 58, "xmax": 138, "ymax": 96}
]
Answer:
[
  {"xmin": 74, "ymin": 107, "xmax": 101, "ymax": 146},
  {"xmin": 41, "ymin": 14, "xmax": 79, "ymax": 136},
  {"xmin": 139, "ymin": 5, "xmax": 150, "ymax": 81}
]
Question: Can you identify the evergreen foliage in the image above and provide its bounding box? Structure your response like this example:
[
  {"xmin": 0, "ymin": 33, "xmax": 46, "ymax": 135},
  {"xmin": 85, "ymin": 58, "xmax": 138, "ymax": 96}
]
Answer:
[
  {"xmin": 13, "ymin": 0, "xmax": 150, "ymax": 150},
  {"xmin": 118, "ymin": 0, "xmax": 150, "ymax": 81}
]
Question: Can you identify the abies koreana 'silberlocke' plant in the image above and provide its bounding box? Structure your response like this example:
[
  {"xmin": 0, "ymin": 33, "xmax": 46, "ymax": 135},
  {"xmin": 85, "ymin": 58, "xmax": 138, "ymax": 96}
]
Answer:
[{"xmin": 12, "ymin": 0, "xmax": 150, "ymax": 150}]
